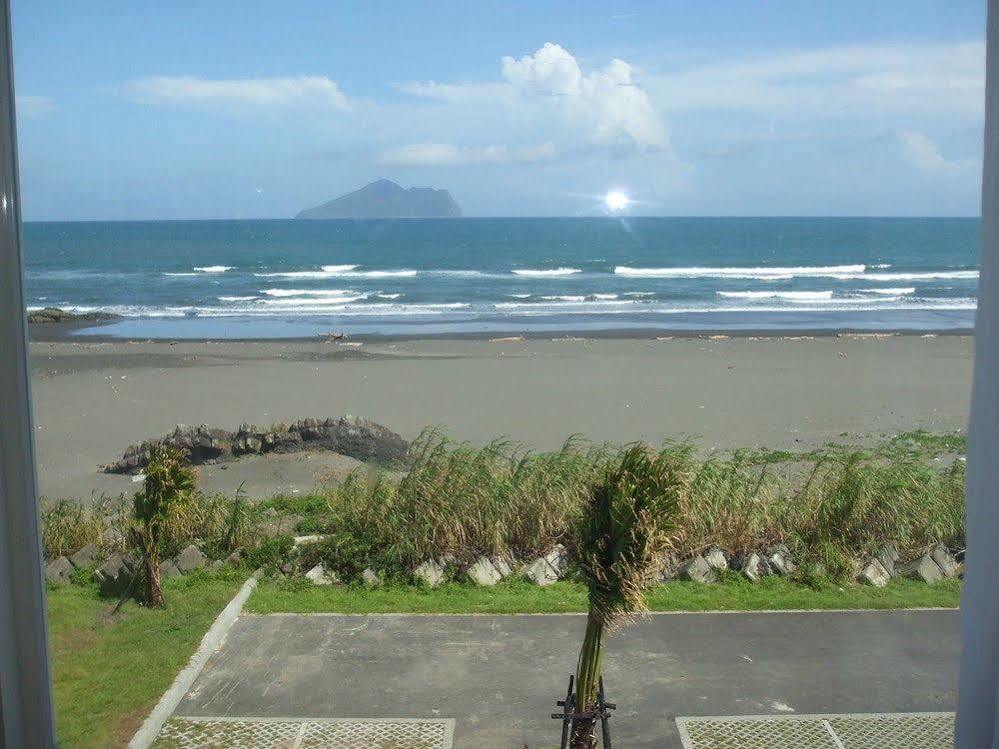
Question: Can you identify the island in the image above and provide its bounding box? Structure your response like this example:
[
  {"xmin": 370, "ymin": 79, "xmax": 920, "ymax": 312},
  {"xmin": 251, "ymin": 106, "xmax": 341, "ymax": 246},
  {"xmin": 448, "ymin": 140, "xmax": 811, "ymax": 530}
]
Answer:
[{"xmin": 295, "ymin": 179, "xmax": 462, "ymax": 219}]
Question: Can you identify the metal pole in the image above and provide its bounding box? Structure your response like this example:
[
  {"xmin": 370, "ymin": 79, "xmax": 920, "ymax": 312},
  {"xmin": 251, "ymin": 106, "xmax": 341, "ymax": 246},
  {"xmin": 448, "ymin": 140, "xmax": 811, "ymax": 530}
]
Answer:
[{"xmin": 0, "ymin": 0, "xmax": 57, "ymax": 744}]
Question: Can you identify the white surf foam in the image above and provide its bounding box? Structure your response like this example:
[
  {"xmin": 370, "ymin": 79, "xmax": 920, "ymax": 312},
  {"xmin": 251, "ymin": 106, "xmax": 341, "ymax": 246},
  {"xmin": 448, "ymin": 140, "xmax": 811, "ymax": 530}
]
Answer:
[
  {"xmin": 866, "ymin": 287, "xmax": 916, "ymax": 295},
  {"xmin": 255, "ymin": 268, "xmax": 416, "ymax": 279},
  {"xmin": 512, "ymin": 267, "xmax": 582, "ymax": 277},
  {"xmin": 616, "ymin": 265, "xmax": 866, "ymax": 279},
  {"xmin": 262, "ymin": 288, "xmax": 356, "ymax": 297},
  {"xmin": 717, "ymin": 290, "xmax": 834, "ymax": 301},
  {"xmin": 193, "ymin": 265, "xmax": 232, "ymax": 273},
  {"xmin": 831, "ymin": 270, "xmax": 979, "ymax": 281},
  {"xmin": 321, "ymin": 264, "xmax": 358, "ymax": 273},
  {"xmin": 217, "ymin": 295, "xmax": 258, "ymax": 302}
]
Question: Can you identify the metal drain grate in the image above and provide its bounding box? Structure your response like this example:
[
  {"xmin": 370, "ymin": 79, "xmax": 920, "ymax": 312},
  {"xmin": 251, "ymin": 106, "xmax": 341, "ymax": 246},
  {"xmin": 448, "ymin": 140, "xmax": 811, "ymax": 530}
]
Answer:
[
  {"xmin": 150, "ymin": 717, "xmax": 455, "ymax": 749},
  {"xmin": 676, "ymin": 712, "xmax": 954, "ymax": 749}
]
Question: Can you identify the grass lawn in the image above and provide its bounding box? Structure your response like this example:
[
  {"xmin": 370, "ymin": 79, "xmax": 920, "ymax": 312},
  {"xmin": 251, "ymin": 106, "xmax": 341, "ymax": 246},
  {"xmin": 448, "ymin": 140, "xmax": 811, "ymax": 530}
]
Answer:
[
  {"xmin": 47, "ymin": 571, "xmax": 244, "ymax": 749},
  {"xmin": 247, "ymin": 575, "xmax": 962, "ymax": 615}
]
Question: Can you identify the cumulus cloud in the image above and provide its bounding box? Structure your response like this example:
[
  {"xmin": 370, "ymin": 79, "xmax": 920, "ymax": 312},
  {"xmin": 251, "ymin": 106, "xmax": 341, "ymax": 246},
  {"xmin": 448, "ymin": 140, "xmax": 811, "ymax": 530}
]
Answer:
[
  {"xmin": 898, "ymin": 130, "xmax": 961, "ymax": 173},
  {"xmin": 501, "ymin": 43, "xmax": 669, "ymax": 151},
  {"xmin": 379, "ymin": 142, "xmax": 557, "ymax": 167},
  {"xmin": 16, "ymin": 95, "xmax": 55, "ymax": 117},
  {"xmin": 129, "ymin": 75, "xmax": 351, "ymax": 111},
  {"xmin": 399, "ymin": 43, "xmax": 673, "ymax": 157}
]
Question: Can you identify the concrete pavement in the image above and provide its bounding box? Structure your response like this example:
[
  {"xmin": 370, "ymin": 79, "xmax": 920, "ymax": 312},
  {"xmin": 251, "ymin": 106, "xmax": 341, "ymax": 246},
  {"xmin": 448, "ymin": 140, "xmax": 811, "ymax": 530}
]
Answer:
[{"xmin": 174, "ymin": 609, "xmax": 958, "ymax": 748}]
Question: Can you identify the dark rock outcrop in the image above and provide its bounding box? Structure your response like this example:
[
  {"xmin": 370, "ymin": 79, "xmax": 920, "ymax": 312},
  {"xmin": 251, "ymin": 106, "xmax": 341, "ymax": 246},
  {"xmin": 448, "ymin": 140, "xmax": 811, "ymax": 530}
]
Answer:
[
  {"xmin": 102, "ymin": 415, "xmax": 409, "ymax": 474},
  {"xmin": 296, "ymin": 179, "xmax": 461, "ymax": 219},
  {"xmin": 27, "ymin": 307, "xmax": 119, "ymax": 324}
]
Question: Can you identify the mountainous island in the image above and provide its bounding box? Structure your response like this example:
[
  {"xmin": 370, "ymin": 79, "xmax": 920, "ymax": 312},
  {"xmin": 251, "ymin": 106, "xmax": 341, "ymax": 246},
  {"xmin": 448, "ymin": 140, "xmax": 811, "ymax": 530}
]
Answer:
[{"xmin": 296, "ymin": 179, "xmax": 462, "ymax": 219}]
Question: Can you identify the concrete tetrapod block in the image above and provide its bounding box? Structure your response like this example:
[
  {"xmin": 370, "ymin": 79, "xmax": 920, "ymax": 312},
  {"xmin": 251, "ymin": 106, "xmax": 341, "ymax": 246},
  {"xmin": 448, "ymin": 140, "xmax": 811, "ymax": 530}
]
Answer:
[
  {"xmin": 877, "ymin": 544, "xmax": 900, "ymax": 577},
  {"xmin": 159, "ymin": 559, "xmax": 182, "ymax": 579},
  {"xmin": 930, "ymin": 544, "xmax": 962, "ymax": 578},
  {"xmin": 524, "ymin": 557, "xmax": 560, "ymax": 586},
  {"xmin": 413, "ymin": 559, "xmax": 445, "ymax": 588},
  {"xmin": 490, "ymin": 557, "xmax": 513, "ymax": 579},
  {"xmin": 97, "ymin": 554, "xmax": 135, "ymax": 597},
  {"xmin": 899, "ymin": 554, "xmax": 944, "ymax": 584},
  {"xmin": 69, "ymin": 544, "xmax": 99, "ymax": 569},
  {"xmin": 678, "ymin": 555, "xmax": 717, "ymax": 584},
  {"xmin": 704, "ymin": 547, "xmax": 729, "ymax": 571},
  {"xmin": 767, "ymin": 545, "xmax": 796, "ymax": 576},
  {"xmin": 859, "ymin": 558, "xmax": 891, "ymax": 587},
  {"xmin": 467, "ymin": 557, "xmax": 502, "ymax": 586},
  {"xmin": 45, "ymin": 556, "xmax": 74, "ymax": 586},
  {"xmin": 304, "ymin": 564, "xmax": 339, "ymax": 586},
  {"xmin": 737, "ymin": 552, "xmax": 765, "ymax": 582},
  {"xmin": 174, "ymin": 545, "xmax": 208, "ymax": 573},
  {"xmin": 543, "ymin": 544, "xmax": 569, "ymax": 577}
]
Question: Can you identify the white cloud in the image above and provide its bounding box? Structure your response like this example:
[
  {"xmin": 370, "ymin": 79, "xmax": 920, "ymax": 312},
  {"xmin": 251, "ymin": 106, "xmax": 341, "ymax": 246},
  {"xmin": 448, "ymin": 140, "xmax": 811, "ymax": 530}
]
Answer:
[
  {"xmin": 898, "ymin": 130, "xmax": 961, "ymax": 173},
  {"xmin": 399, "ymin": 43, "xmax": 674, "ymax": 157},
  {"xmin": 502, "ymin": 43, "xmax": 669, "ymax": 151},
  {"xmin": 129, "ymin": 75, "xmax": 351, "ymax": 111},
  {"xmin": 16, "ymin": 95, "xmax": 55, "ymax": 117},
  {"xmin": 379, "ymin": 142, "xmax": 557, "ymax": 166},
  {"xmin": 646, "ymin": 42, "xmax": 984, "ymax": 120}
]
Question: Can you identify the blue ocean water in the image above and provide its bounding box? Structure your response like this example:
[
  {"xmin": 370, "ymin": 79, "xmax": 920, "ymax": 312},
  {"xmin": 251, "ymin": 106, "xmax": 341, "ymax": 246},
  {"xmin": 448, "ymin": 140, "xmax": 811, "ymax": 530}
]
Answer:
[{"xmin": 23, "ymin": 217, "xmax": 980, "ymax": 338}]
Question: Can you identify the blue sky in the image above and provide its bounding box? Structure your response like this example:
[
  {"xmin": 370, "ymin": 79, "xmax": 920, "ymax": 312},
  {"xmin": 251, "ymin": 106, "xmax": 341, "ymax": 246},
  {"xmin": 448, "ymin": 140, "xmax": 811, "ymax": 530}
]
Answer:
[{"xmin": 11, "ymin": 1, "xmax": 987, "ymax": 219}]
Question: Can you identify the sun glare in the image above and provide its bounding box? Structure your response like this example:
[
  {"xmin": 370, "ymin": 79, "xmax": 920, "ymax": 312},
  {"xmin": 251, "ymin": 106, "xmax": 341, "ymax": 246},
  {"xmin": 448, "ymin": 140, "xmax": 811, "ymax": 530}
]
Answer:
[{"xmin": 604, "ymin": 190, "xmax": 630, "ymax": 213}]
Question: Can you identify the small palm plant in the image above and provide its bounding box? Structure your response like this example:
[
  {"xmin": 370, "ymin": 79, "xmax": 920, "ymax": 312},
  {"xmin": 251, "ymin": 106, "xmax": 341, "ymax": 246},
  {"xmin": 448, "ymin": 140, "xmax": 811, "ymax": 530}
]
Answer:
[
  {"xmin": 569, "ymin": 444, "xmax": 689, "ymax": 748},
  {"xmin": 130, "ymin": 445, "xmax": 195, "ymax": 606}
]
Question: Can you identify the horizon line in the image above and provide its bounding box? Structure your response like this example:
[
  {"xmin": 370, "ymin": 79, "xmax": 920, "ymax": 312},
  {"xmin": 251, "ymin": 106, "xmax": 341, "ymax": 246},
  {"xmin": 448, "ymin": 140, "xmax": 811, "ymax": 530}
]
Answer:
[{"xmin": 21, "ymin": 214, "xmax": 984, "ymax": 224}]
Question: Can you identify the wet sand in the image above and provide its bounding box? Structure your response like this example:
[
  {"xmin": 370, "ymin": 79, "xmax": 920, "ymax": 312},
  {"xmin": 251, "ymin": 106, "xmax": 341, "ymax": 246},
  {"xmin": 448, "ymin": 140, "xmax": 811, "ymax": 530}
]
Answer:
[{"xmin": 28, "ymin": 335, "xmax": 973, "ymax": 501}]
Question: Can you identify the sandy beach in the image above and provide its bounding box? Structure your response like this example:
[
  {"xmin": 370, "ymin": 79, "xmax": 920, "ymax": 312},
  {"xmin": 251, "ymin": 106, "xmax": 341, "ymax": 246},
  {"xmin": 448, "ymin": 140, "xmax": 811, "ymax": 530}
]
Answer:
[{"xmin": 28, "ymin": 334, "xmax": 973, "ymax": 501}]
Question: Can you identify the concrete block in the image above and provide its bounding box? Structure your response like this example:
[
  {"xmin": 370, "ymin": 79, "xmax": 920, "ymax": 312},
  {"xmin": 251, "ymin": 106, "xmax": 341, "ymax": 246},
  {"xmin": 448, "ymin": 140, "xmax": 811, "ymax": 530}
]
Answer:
[
  {"xmin": 304, "ymin": 564, "xmax": 339, "ymax": 585},
  {"xmin": 158, "ymin": 559, "xmax": 182, "ymax": 579},
  {"xmin": 859, "ymin": 558, "xmax": 891, "ymax": 587},
  {"xmin": 45, "ymin": 556, "xmax": 73, "ymax": 586},
  {"xmin": 174, "ymin": 544, "xmax": 207, "ymax": 573},
  {"xmin": 524, "ymin": 557, "xmax": 559, "ymax": 586},
  {"xmin": 467, "ymin": 557, "xmax": 502, "ymax": 586},
  {"xmin": 69, "ymin": 544, "xmax": 99, "ymax": 569},
  {"xmin": 413, "ymin": 559, "xmax": 445, "ymax": 588},
  {"xmin": 490, "ymin": 556, "xmax": 513, "ymax": 579},
  {"xmin": 899, "ymin": 554, "xmax": 943, "ymax": 584},
  {"xmin": 704, "ymin": 547, "xmax": 729, "ymax": 571},
  {"xmin": 678, "ymin": 555, "xmax": 717, "ymax": 584},
  {"xmin": 930, "ymin": 544, "xmax": 961, "ymax": 578},
  {"xmin": 876, "ymin": 544, "xmax": 899, "ymax": 577},
  {"xmin": 737, "ymin": 552, "xmax": 765, "ymax": 582},
  {"xmin": 361, "ymin": 568, "xmax": 382, "ymax": 586}
]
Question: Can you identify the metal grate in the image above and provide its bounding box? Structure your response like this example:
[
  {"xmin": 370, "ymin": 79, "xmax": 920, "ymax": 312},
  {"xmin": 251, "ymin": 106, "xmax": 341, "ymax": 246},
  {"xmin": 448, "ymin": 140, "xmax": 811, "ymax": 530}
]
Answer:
[
  {"xmin": 677, "ymin": 712, "xmax": 954, "ymax": 749},
  {"xmin": 150, "ymin": 717, "xmax": 455, "ymax": 749},
  {"xmin": 827, "ymin": 713, "xmax": 954, "ymax": 749}
]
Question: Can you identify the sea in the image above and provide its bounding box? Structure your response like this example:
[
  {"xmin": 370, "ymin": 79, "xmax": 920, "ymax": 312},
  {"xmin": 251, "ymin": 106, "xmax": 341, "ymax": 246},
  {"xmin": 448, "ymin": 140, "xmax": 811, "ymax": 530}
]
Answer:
[{"xmin": 23, "ymin": 217, "xmax": 980, "ymax": 338}]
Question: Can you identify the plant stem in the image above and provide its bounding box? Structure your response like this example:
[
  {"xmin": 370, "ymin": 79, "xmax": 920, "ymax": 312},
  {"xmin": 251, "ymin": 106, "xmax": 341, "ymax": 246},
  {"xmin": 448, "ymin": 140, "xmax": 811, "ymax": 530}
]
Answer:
[{"xmin": 571, "ymin": 610, "xmax": 604, "ymax": 749}]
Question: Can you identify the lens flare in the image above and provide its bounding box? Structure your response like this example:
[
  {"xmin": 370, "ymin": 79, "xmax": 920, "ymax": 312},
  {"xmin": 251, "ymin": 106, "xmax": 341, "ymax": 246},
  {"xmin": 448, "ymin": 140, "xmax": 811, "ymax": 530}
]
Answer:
[{"xmin": 604, "ymin": 190, "xmax": 630, "ymax": 212}]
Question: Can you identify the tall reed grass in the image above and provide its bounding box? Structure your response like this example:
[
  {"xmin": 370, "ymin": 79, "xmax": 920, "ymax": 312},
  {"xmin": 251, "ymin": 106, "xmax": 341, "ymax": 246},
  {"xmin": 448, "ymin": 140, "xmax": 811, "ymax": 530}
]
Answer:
[{"xmin": 315, "ymin": 431, "xmax": 966, "ymax": 581}]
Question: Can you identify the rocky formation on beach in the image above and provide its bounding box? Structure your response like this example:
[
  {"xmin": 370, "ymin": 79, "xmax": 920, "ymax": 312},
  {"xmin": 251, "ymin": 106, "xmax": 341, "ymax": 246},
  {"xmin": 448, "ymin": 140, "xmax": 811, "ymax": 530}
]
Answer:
[
  {"xmin": 27, "ymin": 307, "xmax": 119, "ymax": 324},
  {"xmin": 101, "ymin": 415, "xmax": 409, "ymax": 474},
  {"xmin": 296, "ymin": 179, "xmax": 461, "ymax": 219}
]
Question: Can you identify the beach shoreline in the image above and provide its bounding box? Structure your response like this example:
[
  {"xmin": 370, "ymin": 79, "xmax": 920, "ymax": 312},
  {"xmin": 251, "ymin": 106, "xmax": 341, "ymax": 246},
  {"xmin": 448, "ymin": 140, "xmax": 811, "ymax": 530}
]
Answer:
[
  {"xmin": 27, "ymin": 318, "xmax": 976, "ymax": 344},
  {"xmin": 28, "ymin": 334, "xmax": 973, "ymax": 502}
]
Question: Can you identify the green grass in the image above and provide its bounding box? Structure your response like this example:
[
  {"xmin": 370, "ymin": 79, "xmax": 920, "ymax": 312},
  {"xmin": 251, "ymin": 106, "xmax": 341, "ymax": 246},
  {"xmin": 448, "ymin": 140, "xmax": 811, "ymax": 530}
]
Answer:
[
  {"xmin": 47, "ymin": 571, "xmax": 244, "ymax": 749},
  {"xmin": 246, "ymin": 576, "xmax": 962, "ymax": 616}
]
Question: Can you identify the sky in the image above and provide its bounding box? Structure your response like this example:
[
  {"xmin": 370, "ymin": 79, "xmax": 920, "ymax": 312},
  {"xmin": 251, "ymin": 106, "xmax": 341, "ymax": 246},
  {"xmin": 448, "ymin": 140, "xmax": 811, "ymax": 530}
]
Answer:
[{"xmin": 11, "ymin": 1, "xmax": 988, "ymax": 220}]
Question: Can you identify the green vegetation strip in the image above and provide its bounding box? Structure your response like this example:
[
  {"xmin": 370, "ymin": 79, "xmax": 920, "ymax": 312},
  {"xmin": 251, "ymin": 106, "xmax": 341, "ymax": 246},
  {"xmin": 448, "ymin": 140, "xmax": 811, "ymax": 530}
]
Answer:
[
  {"xmin": 48, "ymin": 571, "xmax": 243, "ymax": 749},
  {"xmin": 246, "ymin": 576, "xmax": 962, "ymax": 616}
]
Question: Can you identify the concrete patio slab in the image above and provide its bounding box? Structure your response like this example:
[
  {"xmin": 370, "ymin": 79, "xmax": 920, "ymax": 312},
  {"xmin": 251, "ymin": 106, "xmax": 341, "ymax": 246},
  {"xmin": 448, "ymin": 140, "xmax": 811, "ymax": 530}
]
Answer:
[{"xmin": 172, "ymin": 609, "xmax": 958, "ymax": 748}]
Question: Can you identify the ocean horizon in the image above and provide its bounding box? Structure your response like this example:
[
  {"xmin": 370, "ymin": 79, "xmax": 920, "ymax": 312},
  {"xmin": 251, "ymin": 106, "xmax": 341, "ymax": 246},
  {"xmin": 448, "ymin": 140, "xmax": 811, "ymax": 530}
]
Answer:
[{"xmin": 24, "ymin": 216, "xmax": 981, "ymax": 338}]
